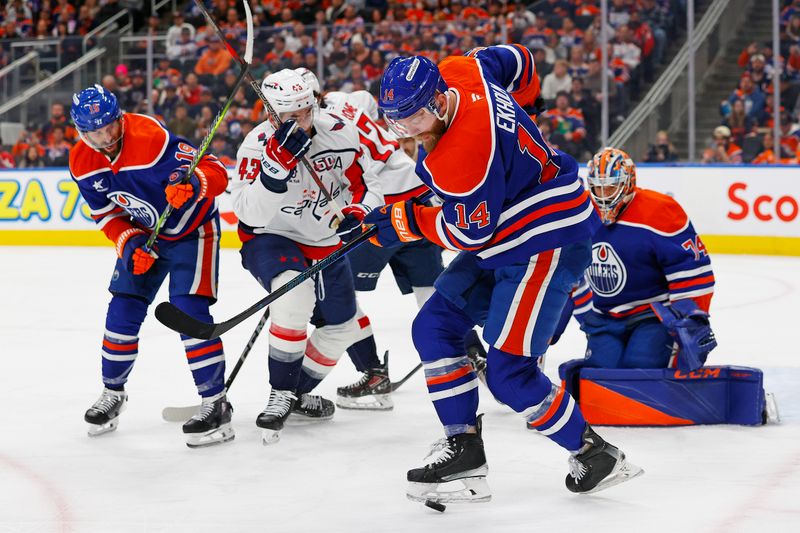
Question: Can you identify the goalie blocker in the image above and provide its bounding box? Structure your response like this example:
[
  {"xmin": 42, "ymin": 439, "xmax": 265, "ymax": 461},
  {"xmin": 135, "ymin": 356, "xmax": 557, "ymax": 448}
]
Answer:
[{"xmin": 551, "ymin": 362, "xmax": 779, "ymax": 427}]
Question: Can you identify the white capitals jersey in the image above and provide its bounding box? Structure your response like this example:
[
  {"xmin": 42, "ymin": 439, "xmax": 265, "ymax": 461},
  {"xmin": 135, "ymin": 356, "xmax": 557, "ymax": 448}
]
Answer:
[
  {"xmin": 231, "ymin": 109, "xmax": 383, "ymax": 258},
  {"xmin": 322, "ymin": 90, "xmax": 429, "ymax": 202}
]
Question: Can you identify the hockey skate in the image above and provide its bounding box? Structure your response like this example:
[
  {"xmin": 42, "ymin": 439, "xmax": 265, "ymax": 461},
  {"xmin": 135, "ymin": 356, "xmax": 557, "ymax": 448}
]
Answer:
[
  {"xmin": 182, "ymin": 393, "xmax": 235, "ymax": 448},
  {"xmin": 256, "ymin": 389, "xmax": 296, "ymax": 445},
  {"xmin": 85, "ymin": 388, "xmax": 128, "ymax": 436},
  {"xmin": 407, "ymin": 415, "xmax": 492, "ymax": 505},
  {"xmin": 291, "ymin": 393, "xmax": 335, "ymax": 421},
  {"xmin": 336, "ymin": 356, "xmax": 393, "ymax": 411},
  {"xmin": 566, "ymin": 425, "xmax": 644, "ymax": 494}
]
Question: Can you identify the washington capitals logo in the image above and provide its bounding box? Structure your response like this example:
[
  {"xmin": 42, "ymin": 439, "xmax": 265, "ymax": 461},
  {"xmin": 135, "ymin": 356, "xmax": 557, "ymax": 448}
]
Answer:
[
  {"xmin": 331, "ymin": 119, "xmax": 345, "ymax": 131},
  {"xmin": 587, "ymin": 242, "xmax": 627, "ymax": 297}
]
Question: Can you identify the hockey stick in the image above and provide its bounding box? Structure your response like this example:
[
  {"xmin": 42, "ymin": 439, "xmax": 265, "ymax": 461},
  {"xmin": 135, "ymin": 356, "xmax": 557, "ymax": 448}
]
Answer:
[
  {"xmin": 162, "ymin": 307, "xmax": 269, "ymax": 422},
  {"xmin": 192, "ymin": 0, "xmax": 345, "ymax": 222},
  {"xmin": 155, "ymin": 225, "xmax": 378, "ymax": 339},
  {"xmin": 145, "ymin": 0, "xmax": 254, "ymax": 251},
  {"xmin": 391, "ymin": 362, "xmax": 422, "ymax": 392}
]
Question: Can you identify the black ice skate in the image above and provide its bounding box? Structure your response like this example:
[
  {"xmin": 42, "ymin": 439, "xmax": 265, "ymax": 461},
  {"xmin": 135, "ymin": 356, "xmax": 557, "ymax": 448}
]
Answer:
[
  {"xmin": 182, "ymin": 393, "xmax": 235, "ymax": 449},
  {"xmin": 85, "ymin": 388, "xmax": 128, "ymax": 436},
  {"xmin": 566, "ymin": 425, "xmax": 644, "ymax": 494},
  {"xmin": 406, "ymin": 415, "xmax": 491, "ymax": 504},
  {"xmin": 336, "ymin": 355, "xmax": 393, "ymax": 411},
  {"xmin": 256, "ymin": 389, "xmax": 296, "ymax": 445},
  {"xmin": 291, "ymin": 393, "xmax": 335, "ymax": 420}
]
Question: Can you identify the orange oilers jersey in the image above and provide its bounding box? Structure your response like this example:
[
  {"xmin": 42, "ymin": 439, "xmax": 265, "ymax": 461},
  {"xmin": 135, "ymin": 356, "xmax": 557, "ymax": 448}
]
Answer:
[
  {"xmin": 411, "ymin": 44, "xmax": 599, "ymax": 268},
  {"xmin": 576, "ymin": 188, "xmax": 714, "ymax": 320},
  {"xmin": 69, "ymin": 113, "xmax": 228, "ymax": 247}
]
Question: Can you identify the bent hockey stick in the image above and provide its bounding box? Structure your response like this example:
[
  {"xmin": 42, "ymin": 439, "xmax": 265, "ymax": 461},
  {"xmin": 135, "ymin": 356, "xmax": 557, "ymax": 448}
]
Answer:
[
  {"xmin": 193, "ymin": 0, "xmax": 345, "ymax": 222},
  {"xmin": 162, "ymin": 307, "xmax": 269, "ymax": 422},
  {"xmin": 155, "ymin": 225, "xmax": 379, "ymax": 339},
  {"xmin": 144, "ymin": 0, "xmax": 254, "ymax": 251}
]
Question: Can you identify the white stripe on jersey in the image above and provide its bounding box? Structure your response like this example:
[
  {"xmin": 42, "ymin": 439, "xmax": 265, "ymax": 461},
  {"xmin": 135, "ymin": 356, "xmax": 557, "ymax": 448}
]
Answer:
[
  {"xmin": 616, "ymin": 219, "xmax": 690, "ymax": 237},
  {"xmin": 665, "ymin": 264, "xmax": 713, "ymax": 281}
]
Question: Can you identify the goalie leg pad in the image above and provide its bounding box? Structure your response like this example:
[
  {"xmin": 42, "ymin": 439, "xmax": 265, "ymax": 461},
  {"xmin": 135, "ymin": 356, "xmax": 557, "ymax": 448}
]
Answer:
[{"xmin": 576, "ymin": 366, "xmax": 768, "ymax": 426}]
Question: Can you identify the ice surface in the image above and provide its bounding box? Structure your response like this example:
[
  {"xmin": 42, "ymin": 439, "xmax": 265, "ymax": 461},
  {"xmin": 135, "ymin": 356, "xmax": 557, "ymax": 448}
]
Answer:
[{"xmin": 1, "ymin": 247, "xmax": 798, "ymax": 533}]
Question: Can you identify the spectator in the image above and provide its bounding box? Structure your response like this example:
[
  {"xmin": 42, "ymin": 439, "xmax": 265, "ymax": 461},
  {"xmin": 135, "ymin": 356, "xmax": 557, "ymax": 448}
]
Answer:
[
  {"xmin": 644, "ymin": 130, "xmax": 679, "ymax": 162},
  {"xmin": 701, "ymin": 126, "xmax": 743, "ymax": 164},
  {"xmin": 541, "ymin": 59, "xmax": 573, "ymax": 101},
  {"xmin": 569, "ymin": 77, "xmax": 598, "ymax": 142},
  {"xmin": 180, "ymin": 73, "xmax": 204, "ymax": 107},
  {"xmin": 612, "ymin": 25, "xmax": 642, "ymax": 72},
  {"xmin": 722, "ymin": 99, "xmax": 756, "ymax": 146},
  {"xmin": 123, "ymin": 70, "xmax": 148, "ymax": 112},
  {"xmin": 17, "ymin": 145, "xmax": 45, "ymax": 168},
  {"xmin": 194, "ymin": 36, "xmax": 233, "ymax": 78},
  {"xmin": 43, "ymin": 126, "xmax": 72, "ymax": 167},
  {"xmin": 167, "ymin": 105, "xmax": 197, "ymax": 143},
  {"xmin": 721, "ymin": 74, "xmax": 766, "ymax": 121},
  {"xmin": 747, "ymin": 54, "xmax": 772, "ymax": 93},
  {"xmin": 542, "ymin": 91, "xmax": 587, "ymax": 158},
  {"xmin": 167, "ymin": 26, "xmax": 197, "ymax": 63},
  {"xmin": 751, "ymin": 132, "xmax": 778, "ymax": 164},
  {"xmin": 568, "ymin": 46, "xmax": 590, "ymax": 81},
  {"xmin": 41, "ymin": 102, "xmax": 77, "ymax": 144},
  {"xmin": 101, "ymin": 74, "xmax": 118, "ymax": 92},
  {"xmin": 608, "ymin": 0, "xmax": 631, "ymax": 28},
  {"xmin": 327, "ymin": 50, "xmax": 352, "ymax": 82}
]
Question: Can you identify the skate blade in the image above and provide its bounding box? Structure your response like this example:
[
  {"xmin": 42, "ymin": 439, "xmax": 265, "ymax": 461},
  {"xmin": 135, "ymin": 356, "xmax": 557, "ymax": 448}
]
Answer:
[
  {"xmin": 261, "ymin": 428, "xmax": 281, "ymax": 445},
  {"xmin": 185, "ymin": 424, "xmax": 235, "ymax": 449},
  {"xmin": 582, "ymin": 460, "xmax": 644, "ymax": 495},
  {"xmin": 286, "ymin": 412, "xmax": 335, "ymax": 424},
  {"xmin": 335, "ymin": 394, "xmax": 394, "ymax": 411},
  {"xmin": 87, "ymin": 419, "xmax": 118, "ymax": 437},
  {"xmin": 407, "ymin": 476, "xmax": 492, "ymax": 504}
]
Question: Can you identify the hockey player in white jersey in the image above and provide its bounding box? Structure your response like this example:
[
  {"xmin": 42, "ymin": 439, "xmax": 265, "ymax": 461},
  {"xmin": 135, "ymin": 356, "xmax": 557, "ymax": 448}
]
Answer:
[
  {"xmin": 296, "ymin": 68, "xmax": 488, "ymax": 410},
  {"xmin": 230, "ymin": 69, "xmax": 382, "ymax": 443}
]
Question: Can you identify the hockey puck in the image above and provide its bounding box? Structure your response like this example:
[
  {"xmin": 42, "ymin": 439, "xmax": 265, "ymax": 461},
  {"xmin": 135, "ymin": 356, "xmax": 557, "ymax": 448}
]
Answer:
[{"xmin": 424, "ymin": 500, "xmax": 446, "ymax": 512}]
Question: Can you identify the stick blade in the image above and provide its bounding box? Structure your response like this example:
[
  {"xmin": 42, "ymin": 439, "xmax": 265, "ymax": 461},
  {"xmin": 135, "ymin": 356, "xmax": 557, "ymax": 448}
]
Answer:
[
  {"xmin": 162, "ymin": 405, "xmax": 199, "ymax": 423},
  {"xmin": 155, "ymin": 302, "xmax": 218, "ymax": 339}
]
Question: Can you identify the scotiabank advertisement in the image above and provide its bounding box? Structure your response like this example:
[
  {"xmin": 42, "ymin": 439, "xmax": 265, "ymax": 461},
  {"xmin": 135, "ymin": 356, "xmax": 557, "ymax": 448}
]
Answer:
[{"xmin": 1, "ymin": 166, "xmax": 798, "ymax": 255}]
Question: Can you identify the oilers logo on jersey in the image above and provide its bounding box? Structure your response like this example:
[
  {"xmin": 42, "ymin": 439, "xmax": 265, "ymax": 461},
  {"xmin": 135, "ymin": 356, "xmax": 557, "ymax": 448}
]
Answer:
[
  {"xmin": 108, "ymin": 191, "xmax": 159, "ymax": 228},
  {"xmin": 587, "ymin": 242, "xmax": 627, "ymax": 297}
]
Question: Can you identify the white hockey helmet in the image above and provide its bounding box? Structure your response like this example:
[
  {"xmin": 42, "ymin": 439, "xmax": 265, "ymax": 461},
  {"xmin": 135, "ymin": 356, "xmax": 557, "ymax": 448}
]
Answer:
[
  {"xmin": 294, "ymin": 67, "xmax": 321, "ymax": 96},
  {"xmin": 261, "ymin": 69, "xmax": 316, "ymax": 114}
]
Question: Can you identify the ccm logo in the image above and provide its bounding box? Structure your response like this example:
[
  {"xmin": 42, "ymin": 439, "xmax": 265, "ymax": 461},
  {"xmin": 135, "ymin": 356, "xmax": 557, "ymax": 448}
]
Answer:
[
  {"xmin": 673, "ymin": 368, "xmax": 721, "ymax": 379},
  {"xmin": 727, "ymin": 182, "xmax": 798, "ymax": 222}
]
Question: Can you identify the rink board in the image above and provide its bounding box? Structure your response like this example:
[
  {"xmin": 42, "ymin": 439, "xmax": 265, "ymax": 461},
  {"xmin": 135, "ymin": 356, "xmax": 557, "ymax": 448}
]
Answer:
[{"xmin": 1, "ymin": 165, "xmax": 798, "ymax": 255}]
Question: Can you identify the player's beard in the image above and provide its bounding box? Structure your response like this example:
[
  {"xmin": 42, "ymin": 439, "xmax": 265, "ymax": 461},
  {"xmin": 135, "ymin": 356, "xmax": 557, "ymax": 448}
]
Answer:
[{"xmin": 415, "ymin": 117, "xmax": 447, "ymax": 153}]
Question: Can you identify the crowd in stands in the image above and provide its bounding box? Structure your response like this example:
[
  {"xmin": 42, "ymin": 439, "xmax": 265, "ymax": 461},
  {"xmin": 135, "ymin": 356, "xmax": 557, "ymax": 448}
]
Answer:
[
  {"xmin": 1, "ymin": 0, "xmax": 683, "ymax": 167},
  {"xmin": 702, "ymin": 0, "xmax": 800, "ymax": 164}
]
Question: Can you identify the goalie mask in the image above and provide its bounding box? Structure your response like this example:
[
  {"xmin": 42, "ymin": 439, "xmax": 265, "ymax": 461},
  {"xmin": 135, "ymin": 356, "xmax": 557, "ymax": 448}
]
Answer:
[
  {"xmin": 586, "ymin": 147, "xmax": 637, "ymax": 225},
  {"xmin": 261, "ymin": 69, "xmax": 317, "ymax": 131}
]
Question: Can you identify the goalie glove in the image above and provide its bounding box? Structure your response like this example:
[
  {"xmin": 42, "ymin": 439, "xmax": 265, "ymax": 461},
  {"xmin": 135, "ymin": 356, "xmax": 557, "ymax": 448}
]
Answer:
[
  {"xmin": 260, "ymin": 119, "xmax": 311, "ymax": 192},
  {"xmin": 651, "ymin": 299, "xmax": 717, "ymax": 372}
]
